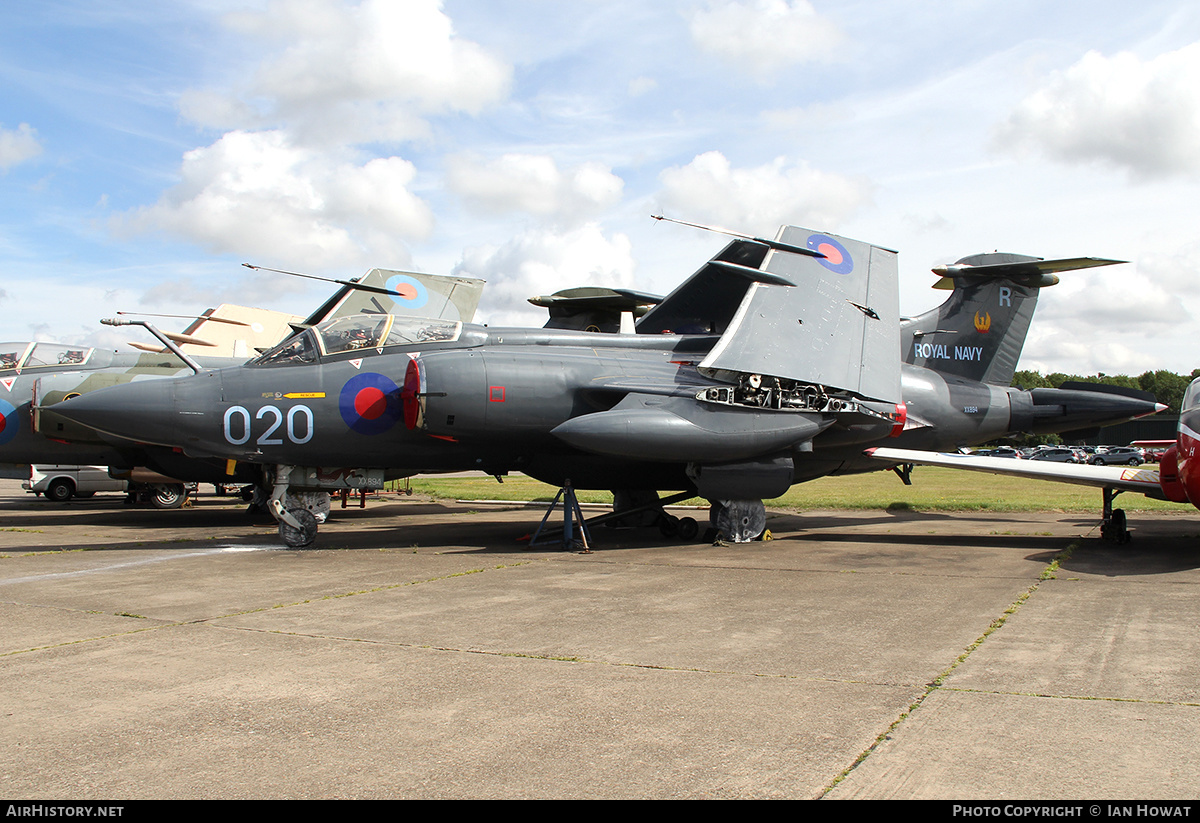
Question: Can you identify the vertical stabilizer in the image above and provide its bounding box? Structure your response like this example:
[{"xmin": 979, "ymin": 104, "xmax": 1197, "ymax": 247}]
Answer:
[
  {"xmin": 903, "ymin": 253, "xmax": 1123, "ymax": 386},
  {"xmin": 304, "ymin": 269, "xmax": 486, "ymax": 326},
  {"xmin": 698, "ymin": 227, "xmax": 902, "ymax": 403}
]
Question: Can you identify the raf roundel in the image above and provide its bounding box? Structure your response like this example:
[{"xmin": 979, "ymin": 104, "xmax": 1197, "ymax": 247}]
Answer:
[
  {"xmin": 0, "ymin": 398, "xmax": 18, "ymax": 446},
  {"xmin": 807, "ymin": 234, "xmax": 854, "ymax": 275},
  {"xmin": 339, "ymin": 372, "xmax": 402, "ymax": 435},
  {"xmin": 385, "ymin": 273, "xmax": 429, "ymax": 310}
]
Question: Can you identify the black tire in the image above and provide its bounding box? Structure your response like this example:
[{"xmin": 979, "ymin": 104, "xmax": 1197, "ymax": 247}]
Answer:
[
  {"xmin": 46, "ymin": 478, "xmax": 74, "ymax": 503},
  {"xmin": 1131, "ymin": 458, "xmax": 1142, "ymax": 466},
  {"xmin": 1092, "ymin": 458, "xmax": 1106, "ymax": 466},
  {"xmin": 658, "ymin": 515, "xmax": 678, "ymax": 538},
  {"xmin": 1113, "ymin": 509, "xmax": 1130, "ymax": 544},
  {"xmin": 151, "ymin": 484, "xmax": 186, "ymax": 509},
  {"xmin": 676, "ymin": 516, "xmax": 699, "ymax": 541},
  {"xmin": 279, "ymin": 507, "xmax": 318, "ymax": 548}
]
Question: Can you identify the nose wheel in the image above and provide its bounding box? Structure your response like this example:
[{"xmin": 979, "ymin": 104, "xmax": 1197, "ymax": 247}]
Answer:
[
  {"xmin": 268, "ymin": 465, "xmax": 327, "ymax": 548},
  {"xmin": 278, "ymin": 506, "xmax": 318, "ymax": 548}
]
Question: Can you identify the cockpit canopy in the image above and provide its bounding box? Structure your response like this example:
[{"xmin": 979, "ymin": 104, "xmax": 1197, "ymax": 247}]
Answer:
[
  {"xmin": 253, "ymin": 315, "xmax": 462, "ymax": 366},
  {"xmin": 1184, "ymin": 376, "xmax": 1200, "ymax": 413},
  {"xmin": 0, "ymin": 342, "xmax": 93, "ymax": 372}
]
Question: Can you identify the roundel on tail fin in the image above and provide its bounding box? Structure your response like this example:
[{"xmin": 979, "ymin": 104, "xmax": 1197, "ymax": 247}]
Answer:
[
  {"xmin": 807, "ymin": 234, "xmax": 854, "ymax": 275},
  {"xmin": 385, "ymin": 274, "xmax": 429, "ymax": 310}
]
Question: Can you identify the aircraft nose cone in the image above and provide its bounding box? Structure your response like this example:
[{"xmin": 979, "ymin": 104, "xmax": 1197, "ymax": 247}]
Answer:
[{"xmin": 53, "ymin": 372, "xmax": 219, "ymax": 449}]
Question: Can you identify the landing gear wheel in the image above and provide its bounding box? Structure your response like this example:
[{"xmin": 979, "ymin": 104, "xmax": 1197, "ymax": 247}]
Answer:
[
  {"xmin": 46, "ymin": 479, "xmax": 74, "ymax": 503},
  {"xmin": 676, "ymin": 516, "xmax": 699, "ymax": 541},
  {"xmin": 151, "ymin": 483, "xmax": 186, "ymax": 509},
  {"xmin": 1101, "ymin": 508, "xmax": 1130, "ymax": 544},
  {"xmin": 279, "ymin": 507, "xmax": 318, "ymax": 548},
  {"xmin": 1109, "ymin": 508, "xmax": 1129, "ymax": 544},
  {"xmin": 714, "ymin": 499, "xmax": 767, "ymax": 543},
  {"xmin": 247, "ymin": 485, "xmax": 271, "ymax": 517},
  {"xmin": 659, "ymin": 515, "xmax": 679, "ymax": 538}
]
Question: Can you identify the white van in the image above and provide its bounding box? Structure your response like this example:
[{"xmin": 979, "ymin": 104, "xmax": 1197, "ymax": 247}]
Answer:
[
  {"xmin": 22, "ymin": 465, "xmax": 190, "ymax": 508},
  {"xmin": 23, "ymin": 465, "xmax": 126, "ymax": 502}
]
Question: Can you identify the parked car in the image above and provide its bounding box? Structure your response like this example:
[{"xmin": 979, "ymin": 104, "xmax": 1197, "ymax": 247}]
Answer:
[
  {"xmin": 973, "ymin": 447, "xmax": 1022, "ymax": 458},
  {"xmin": 1028, "ymin": 448, "xmax": 1081, "ymax": 463},
  {"xmin": 1088, "ymin": 446, "xmax": 1145, "ymax": 466},
  {"xmin": 23, "ymin": 465, "xmax": 126, "ymax": 502},
  {"xmin": 23, "ymin": 464, "xmax": 191, "ymax": 508}
]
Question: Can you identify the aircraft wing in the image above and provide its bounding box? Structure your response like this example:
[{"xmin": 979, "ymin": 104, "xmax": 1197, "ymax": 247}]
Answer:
[
  {"xmin": 698, "ymin": 227, "xmax": 901, "ymax": 403},
  {"xmin": 865, "ymin": 447, "xmax": 1165, "ymax": 497}
]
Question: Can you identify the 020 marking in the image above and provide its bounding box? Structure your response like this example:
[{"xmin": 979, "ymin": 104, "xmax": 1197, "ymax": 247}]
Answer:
[{"xmin": 223, "ymin": 404, "xmax": 314, "ymax": 446}]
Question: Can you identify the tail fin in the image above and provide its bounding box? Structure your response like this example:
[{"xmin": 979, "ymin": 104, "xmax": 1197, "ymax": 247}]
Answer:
[
  {"xmin": 635, "ymin": 237, "xmax": 772, "ymax": 335},
  {"xmin": 640, "ymin": 223, "xmax": 902, "ymax": 403},
  {"xmin": 902, "ymin": 253, "xmax": 1123, "ymax": 386},
  {"xmin": 301, "ymin": 269, "xmax": 485, "ymax": 326}
]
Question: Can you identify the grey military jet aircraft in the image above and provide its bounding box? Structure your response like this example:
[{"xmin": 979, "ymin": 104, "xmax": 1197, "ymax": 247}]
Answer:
[
  {"xmin": 49, "ymin": 224, "xmax": 1161, "ymax": 547},
  {"xmin": 1, "ymin": 269, "xmax": 484, "ymax": 492}
]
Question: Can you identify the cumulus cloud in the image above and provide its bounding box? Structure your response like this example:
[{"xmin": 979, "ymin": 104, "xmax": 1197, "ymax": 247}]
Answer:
[
  {"xmin": 180, "ymin": 0, "xmax": 511, "ymax": 146},
  {"xmin": 113, "ymin": 130, "xmax": 432, "ymax": 271},
  {"xmin": 1020, "ymin": 329, "xmax": 1164, "ymax": 376},
  {"xmin": 1021, "ymin": 258, "xmax": 1195, "ymax": 374},
  {"xmin": 0, "ymin": 123, "xmax": 42, "ymax": 171},
  {"xmin": 1040, "ymin": 273, "xmax": 1188, "ymax": 334},
  {"xmin": 1137, "ymin": 245, "xmax": 1200, "ymax": 294},
  {"xmin": 995, "ymin": 43, "xmax": 1200, "ymax": 179},
  {"xmin": 687, "ymin": 0, "xmax": 843, "ymax": 78},
  {"xmin": 447, "ymin": 153, "xmax": 624, "ymax": 223},
  {"xmin": 655, "ymin": 150, "xmax": 870, "ymax": 232},
  {"xmin": 454, "ymin": 225, "xmax": 636, "ymax": 326}
]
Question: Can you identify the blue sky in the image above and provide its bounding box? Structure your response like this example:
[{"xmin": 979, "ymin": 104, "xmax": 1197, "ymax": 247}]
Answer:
[{"xmin": 3, "ymin": 0, "xmax": 1200, "ymax": 376}]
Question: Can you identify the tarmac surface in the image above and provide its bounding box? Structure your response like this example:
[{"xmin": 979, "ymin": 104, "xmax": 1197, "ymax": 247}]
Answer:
[{"xmin": 1, "ymin": 479, "xmax": 1199, "ymax": 799}]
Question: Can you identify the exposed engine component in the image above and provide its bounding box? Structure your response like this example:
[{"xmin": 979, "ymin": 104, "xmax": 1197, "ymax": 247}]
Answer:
[{"xmin": 697, "ymin": 373, "xmax": 859, "ymax": 414}]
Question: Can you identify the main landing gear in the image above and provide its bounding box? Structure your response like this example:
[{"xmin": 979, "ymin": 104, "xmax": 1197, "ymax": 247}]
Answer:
[
  {"xmin": 709, "ymin": 499, "xmax": 768, "ymax": 544},
  {"xmin": 531, "ymin": 489, "xmax": 769, "ymax": 548},
  {"xmin": 1100, "ymin": 487, "xmax": 1130, "ymax": 544}
]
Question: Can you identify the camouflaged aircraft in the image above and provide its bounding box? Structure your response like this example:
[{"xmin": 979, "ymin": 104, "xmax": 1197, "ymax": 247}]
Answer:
[
  {"xmin": 1, "ymin": 268, "xmax": 484, "ymax": 496},
  {"xmin": 49, "ymin": 223, "xmax": 1162, "ymax": 547}
]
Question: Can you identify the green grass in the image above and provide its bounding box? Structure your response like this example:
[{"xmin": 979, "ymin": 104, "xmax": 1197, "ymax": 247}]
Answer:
[{"xmin": 403, "ymin": 467, "xmax": 1185, "ymax": 514}]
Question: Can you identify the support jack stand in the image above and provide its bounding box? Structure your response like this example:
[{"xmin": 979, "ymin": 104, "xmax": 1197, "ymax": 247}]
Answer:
[{"xmin": 529, "ymin": 480, "xmax": 591, "ymax": 551}]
